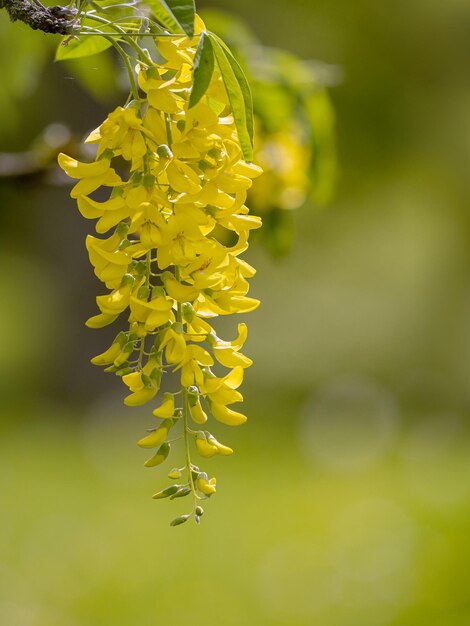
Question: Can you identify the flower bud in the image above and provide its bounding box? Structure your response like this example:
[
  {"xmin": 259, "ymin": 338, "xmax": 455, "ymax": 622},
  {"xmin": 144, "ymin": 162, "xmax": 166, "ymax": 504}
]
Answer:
[
  {"xmin": 157, "ymin": 144, "xmax": 173, "ymax": 159},
  {"xmin": 170, "ymin": 486, "xmax": 191, "ymax": 499},
  {"xmin": 152, "ymin": 485, "xmax": 180, "ymax": 499},
  {"xmin": 137, "ymin": 419, "xmax": 172, "ymax": 448},
  {"xmin": 196, "ymin": 476, "xmax": 217, "ymax": 496},
  {"xmin": 168, "ymin": 468, "xmax": 182, "ymax": 480},
  {"xmin": 189, "ymin": 396, "xmax": 208, "ymax": 425},
  {"xmin": 144, "ymin": 442, "xmax": 170, "ymax": 467},
  {"xmin": 195, "ymin": 432, "xmax": 217, "ymax": 457},
  {"xmin": 170, "ymin": 514, "xmax": 190, "ymax": 526},
  {"xmin": 152, "ymin": 392, "xmax": 175, "ymax": 418}
]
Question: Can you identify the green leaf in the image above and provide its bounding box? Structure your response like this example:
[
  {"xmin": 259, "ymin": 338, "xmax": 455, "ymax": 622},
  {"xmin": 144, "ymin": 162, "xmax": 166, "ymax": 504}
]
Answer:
[
  {"xmin": 55, "ymin": 36, "xmax": 113, "ymax": 61},
  {"xmin": 208, "ymin": 32, "xmax": 254, "ymax": 162},
  {"xmin": 189, "ymin": 32, "xmax": 214, "ymax": 108},
  {"xmin": 147, "ymin": 0, "xmax": 195, "ymax": 38}
]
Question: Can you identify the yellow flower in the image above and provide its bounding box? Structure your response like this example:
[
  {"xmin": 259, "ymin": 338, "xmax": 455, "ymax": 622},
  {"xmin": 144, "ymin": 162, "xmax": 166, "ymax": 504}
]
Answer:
[
  {"xmin": 129, "ymin": 290, "xmax": 174, "ymax": 332},
  {"xmin": 137, "ymin": 420, "xmax": 172, "ymax": 448},
  {"xmin": 176, "ymin": 344, "xmax": 214, "ymax": 387},
  {"xmin": 159, "ymin": 326, "xmax": 187, "ymax": 364},
  {"xmin": 161, "ymin": 272, "xmax": 199, "ymax": 303},
  {"xmin": 188, "ymin": 394, "xmax": 208, "ymax": 424},
  {"xmin": 77, "ymin": 195, "xmax": 130, "ymax": 235},
  {"xmin": 58, "ymin": 153, "xmax": 121, "ymax": 198},
  {"xmin": 196, "ymin": 475, "xmax": 217, "ymax": 495},
  {"xmin": 90, "ymin": 335, "xmax": 124, "ymax": 366},
  {"xmin": 195, "ymin": 433, "xmax": 217, "ymax": 457},
  {"xmin": 209, "ymin": 401, "xmax": 247, "ymax": 426},
  {"xmin": 122, "ymin": 365, "xmax": 161, "ymax": 406},
  {"xmin": 144, "ymin": 442, "xmax": 170, "ymax": 467},
  {"xmin": 85, "ymin": 233, "xmax": 130, "ymax": 290},
  {"xmin": 58, "ymin": 15, "xmax": 262, "ymax": 520},
  {"xmin": 152, "ymin": 392, "xmax": 175, "ymax": 418},
  {"xmin": 95, "ymin": 278, "xmax": 134, "ymax": 317},
  {"xmin": 86, "ymin": 105, "xmax": 147, "ymax": 171},
  {"xmin": 129, "ymin": 202, "xmax": 167, "ymax": 248}
]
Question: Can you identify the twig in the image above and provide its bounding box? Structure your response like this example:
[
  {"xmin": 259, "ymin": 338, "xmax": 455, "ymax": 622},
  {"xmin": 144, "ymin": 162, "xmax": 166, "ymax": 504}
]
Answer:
[{"xmin": 0, "ymin": 0, "xmax": 77, "ymax": 35}]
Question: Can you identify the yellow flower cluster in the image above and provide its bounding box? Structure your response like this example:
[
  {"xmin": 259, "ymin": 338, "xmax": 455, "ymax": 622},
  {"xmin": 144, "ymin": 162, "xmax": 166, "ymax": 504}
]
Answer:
[
  {"xmin": 58, "ymin": 18, "xmax": 262, "ymax": 525},
  {"xmin": 250, "ymin": 122, "xmax": 310, "ymax": 212}
]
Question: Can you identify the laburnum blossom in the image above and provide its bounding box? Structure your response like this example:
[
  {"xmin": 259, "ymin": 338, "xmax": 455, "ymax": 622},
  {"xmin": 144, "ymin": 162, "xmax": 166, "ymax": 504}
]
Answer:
[{"xmin": 58, "ymin": 16, "xmax": 262, "ymax": 526}]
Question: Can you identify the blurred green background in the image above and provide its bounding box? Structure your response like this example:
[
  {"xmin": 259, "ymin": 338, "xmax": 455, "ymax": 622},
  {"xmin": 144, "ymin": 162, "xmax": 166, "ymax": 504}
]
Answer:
[{"xmin": 2, "ymin": 1, "xmax": 470, "ymax": 625}]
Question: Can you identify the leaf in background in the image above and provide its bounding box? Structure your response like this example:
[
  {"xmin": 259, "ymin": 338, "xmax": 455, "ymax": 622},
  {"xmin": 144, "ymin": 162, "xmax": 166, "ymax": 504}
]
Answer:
[
  {"xmin": 64, "ymin": 50, "xmax": 120, "ymax": 104},
  {"xmin": 304, "ymin": 89, "xmax": 336, "ymax": 205},
  {"xmin": 259, "ymin": 207, "xmax": 294, "ymax": 257},
  {"xmin": 146, "ymin": 0, "xmax": 195, "ymax": 38},
  {"xmin": 189, "ymin": 32, "xmax": 214, "ymax": 108},
  {"xmin": 0, "ymin": 16, "xmax": 55, "ymax": 137},
  {"xmin": 208, "ymin": 33, "xmax": 254, "ymax": 162},
  {"xmin": 200, "ymin": 9, "xmax": 257, "ymax": 52},
  {"xmin": 55, "ymin": 36, "xmax": 113, "ymax": 61}
]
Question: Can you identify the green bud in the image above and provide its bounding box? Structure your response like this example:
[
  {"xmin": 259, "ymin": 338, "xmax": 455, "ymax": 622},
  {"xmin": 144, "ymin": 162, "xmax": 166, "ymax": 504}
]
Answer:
[
  {"xmin": 198, "ymin": 159, "xmax": 213, "ymax": 172},
  {"xmin": 115, "ymin": 221, "xmax": 129, "ymax": 238},
  {"xmin": 207, "ymin": 147, "xmax": 222, "ymax": 160},
  {"xmin": 157, "ymin": 144, "xmax": 173, "ymax": 159},
  {"xmin": 170, "ymin": 514, "xmax": 190, "ymax": 527},
  {"xmin": 114, "ymin": 342, "xmax": 135, "ymax": 367},
  {"xmin": 143, "ymin": 173, "xmax": 155, "ymax": 188},
  {"xmin": 141, "ymin": 373, "xmax": 152, "ymax": 387},
  {"xmin": 126, "ymin": 99, "xmax": 141, "ymax": 111},
  {"xmin": 187, "ymin": 391, "xmax": 199, "ymax": 407},
  {"xmin": 152, "ymin": 485, "xmax": 180, "ymax": 499},
  {"xmin": 100, "ymin": 148, "xmax": 114, "ymax": 160},
  {"xmin": 204, "ymin": 204, "xmax": 218, "ymax": 217},
  {"xmin": 176, "ymin": 119, "xmax": 186, "ymax": 133},
  {"xmin": 114, "ymin": 366, "xmax": 133, "ymax": 376},
  {"xmin": 206, "ymin": 333, "xmax": 217, "ymax": 347},
  {"xmin": 149, "ymin": 367, "xmax": 162, "ymax": 384},
  {"xmin": 170, "ymin": 486, "xmax": 191, "ymax": 500},
  {"xmin": 182, "ymin": 303, "xmax": 195, "ymax": 323},
  {"xmin": 116, "ymin": 331, "xmax": 128, "ymax": 346},
  {"xmin": 151, "ymin": 286, "xmax": 165, "ymax": 298},
  {"xmin": 168, "ymin": 468, "xmax": 182, "ymax": 480},
  {"xmin": 111, "ymin": 185, "xmax": 124, "ymax": 198},
  {"xmin": 172, "ymin": 322, "xmax": 184, "ymax": 335},
  {"xmin": 129, "ymin": 260, "xmax": 146, "ymax": 275},
  {"xmin": 195, "ymin": 506, "xmax": 204, "ymax": 516},
  {"xmin": 131, "ymin": 170, "xmax": 143, "ymax": 185},
  {"xmin": 138, "ymin": 285, "xmax": 151, "ymax": 300}
]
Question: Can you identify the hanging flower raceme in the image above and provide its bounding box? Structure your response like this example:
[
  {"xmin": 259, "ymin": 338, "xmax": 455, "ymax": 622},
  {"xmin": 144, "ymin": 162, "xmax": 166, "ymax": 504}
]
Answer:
[{"xmin": 58, "ymin": 15, "xmax": 262, "ymax": 526}]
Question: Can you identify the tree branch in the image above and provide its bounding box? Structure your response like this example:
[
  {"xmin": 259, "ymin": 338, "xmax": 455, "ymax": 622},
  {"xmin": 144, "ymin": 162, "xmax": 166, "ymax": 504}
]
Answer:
[{"xmin": 0, "ymin": 0, "xmax": 77, "ymax": 35}]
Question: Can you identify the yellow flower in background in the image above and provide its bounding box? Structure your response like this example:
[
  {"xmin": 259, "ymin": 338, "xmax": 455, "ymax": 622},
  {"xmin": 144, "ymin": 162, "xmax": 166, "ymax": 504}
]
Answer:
[{"xmin": 249, "ymin": 123, "xmax": 310, "ymax": 212}]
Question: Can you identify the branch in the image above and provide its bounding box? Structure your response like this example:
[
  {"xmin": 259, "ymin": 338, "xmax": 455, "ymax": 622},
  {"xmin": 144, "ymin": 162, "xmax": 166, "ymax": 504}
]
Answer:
[{"xmin": 0, "ymin": 0, "xmax": 77, "ymax": 35}]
